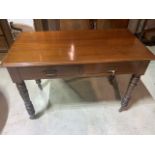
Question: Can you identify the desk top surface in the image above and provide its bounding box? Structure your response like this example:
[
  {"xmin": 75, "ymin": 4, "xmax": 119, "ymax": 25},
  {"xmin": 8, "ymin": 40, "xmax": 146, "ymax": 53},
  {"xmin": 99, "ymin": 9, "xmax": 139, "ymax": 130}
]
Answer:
[{"xmin": 3, "ymin": 29, "xmax": 155, "ymax": 67}]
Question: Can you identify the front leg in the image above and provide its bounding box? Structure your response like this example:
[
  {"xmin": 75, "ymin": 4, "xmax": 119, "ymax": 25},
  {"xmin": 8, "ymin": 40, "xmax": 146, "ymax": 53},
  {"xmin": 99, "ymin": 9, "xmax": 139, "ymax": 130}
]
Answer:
[
  {"xmin": 16, "ymin": 81, "xmax": 35, "ymax": 119},
  {"xmin": 119, "ymin": 74, "xmax": 141, "ymax": 112}
]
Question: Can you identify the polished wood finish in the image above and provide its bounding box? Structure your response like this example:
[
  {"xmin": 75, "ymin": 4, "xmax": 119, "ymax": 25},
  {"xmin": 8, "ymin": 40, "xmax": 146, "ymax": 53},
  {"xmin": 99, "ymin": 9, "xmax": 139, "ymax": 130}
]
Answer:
[
  {"xmin": 60, "ymin": 19, "xmax": 91, "ymax": 30},
  {"xmin": 3, "ymin": 29, "xmax": 155, "ymax": 67},
  {"xmin": 6, "ymin": 61, "xmax": 148, "ymax": 82},
  {"xmin": 34, "ymin": 19, "xmax": 93, "ymax": 31},
  {"xmin": 33, "ymin": 19, "xmax": 44, "ymax": 31},
  {"xmin": 34, "ymin": 19, "xmax": 60, "ymax": 31},
  {"xmin": 96, "ymin": 19, "xmax": 129, "ymax": 29},
  {"xmin": 2, "ymin": 29, "xmax": 155, "ymax": 118},
  {"xmin": 33, "ymin": 19, "xmax": 129, "ymax": 95},
  {"xmin": 16, "ymin": 81, "xmax": 35, "ymax": 118},
  {"xmin": 33, "ymin": 19, "xmax": 129, "ymax": 31},
  {"xmin": 119, "ymin": 74, "xmax": 141, "ymax": 112}
]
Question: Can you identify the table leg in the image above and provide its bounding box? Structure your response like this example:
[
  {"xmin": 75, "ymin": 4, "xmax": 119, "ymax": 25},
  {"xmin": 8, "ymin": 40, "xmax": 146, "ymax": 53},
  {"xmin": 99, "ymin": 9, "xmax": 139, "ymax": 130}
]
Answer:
[
  {"xmin": 108, "ymin": 75, "xmax": 121, "ymax": 100},
  {"xmin": 16, "ymin": 81, "xmax": 35, "ymax": 119},
  {"xmin": 119, "ymin": 74, "xmax": 141, "ymax": 112},
  {"xmin": 36, "ymin": 79, "xmax": 42, "ymax": 90}
]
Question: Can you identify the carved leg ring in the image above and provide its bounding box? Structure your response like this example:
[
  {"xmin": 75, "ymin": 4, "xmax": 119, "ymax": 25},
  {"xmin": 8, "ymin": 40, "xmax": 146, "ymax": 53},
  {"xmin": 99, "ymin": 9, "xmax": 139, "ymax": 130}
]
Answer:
[
  {"xmin": 36, "ymin": 79, "xmax": 42, "ymax": 90},
  {"xmin": 16, "ymin": 81, "xmax": 35, "ymax": 119},
  {"xmin": 119, "ymin": 74, "xmax": 141, "ymax": 112}
]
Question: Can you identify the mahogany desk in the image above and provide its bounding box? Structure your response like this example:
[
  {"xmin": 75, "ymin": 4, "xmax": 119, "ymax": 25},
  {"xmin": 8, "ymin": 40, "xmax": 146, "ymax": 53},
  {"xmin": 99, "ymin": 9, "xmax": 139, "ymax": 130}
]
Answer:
[{"xmin": 2, "ymin": 29, "xmax": 155, "ymax": 119}]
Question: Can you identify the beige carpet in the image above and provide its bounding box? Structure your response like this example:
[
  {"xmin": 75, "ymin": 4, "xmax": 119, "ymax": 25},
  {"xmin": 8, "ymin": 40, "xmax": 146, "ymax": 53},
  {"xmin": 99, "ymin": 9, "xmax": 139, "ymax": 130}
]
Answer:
[{"xmin": 0, "ymin": 67, "xmax": 155, "ymax": 134}]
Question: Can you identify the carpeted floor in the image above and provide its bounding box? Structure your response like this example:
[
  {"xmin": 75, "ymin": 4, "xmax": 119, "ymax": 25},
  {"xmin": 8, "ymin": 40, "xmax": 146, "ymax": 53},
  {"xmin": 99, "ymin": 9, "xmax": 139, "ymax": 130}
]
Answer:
[{"xmin": 0, "ymin": 47, "xmax": 155, "ymax": 135}]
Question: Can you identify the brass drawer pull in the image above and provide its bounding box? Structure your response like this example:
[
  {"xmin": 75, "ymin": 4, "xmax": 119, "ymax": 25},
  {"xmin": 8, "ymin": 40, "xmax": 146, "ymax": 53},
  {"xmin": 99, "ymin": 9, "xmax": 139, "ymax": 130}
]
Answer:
[
  {"xmin": 107, "ymin": 70, "xmax": 116, "ymax": 75},
  {"xmin": 44, "ymin": 69, "xmax": 57, "ymax": 77}
]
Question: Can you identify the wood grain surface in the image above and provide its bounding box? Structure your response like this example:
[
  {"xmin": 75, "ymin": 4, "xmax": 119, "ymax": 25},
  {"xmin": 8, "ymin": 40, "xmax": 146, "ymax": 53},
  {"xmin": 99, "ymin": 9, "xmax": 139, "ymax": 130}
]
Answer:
[{"xmin": 2, "ymin": 29, "xmax": 155, "ymax": 67}]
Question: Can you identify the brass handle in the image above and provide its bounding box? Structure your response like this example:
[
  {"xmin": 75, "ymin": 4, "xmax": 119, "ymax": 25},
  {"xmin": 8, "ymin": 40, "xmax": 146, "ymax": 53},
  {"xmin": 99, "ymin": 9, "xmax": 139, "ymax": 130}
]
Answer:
[
  {"xmin": 107, "ymin": 70, "xmax": 116, "ymax": 75},
  {"xmin": 45, "ymin": 73, "xmax": 57, "ymax": 77},
  {"xmin": 44, "ymin": 69, "xmax": 57, "ymax": 77}
]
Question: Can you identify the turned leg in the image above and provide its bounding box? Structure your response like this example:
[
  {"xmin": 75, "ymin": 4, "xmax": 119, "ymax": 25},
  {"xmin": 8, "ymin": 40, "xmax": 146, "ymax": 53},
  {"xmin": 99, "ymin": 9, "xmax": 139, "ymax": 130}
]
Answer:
[
  {"xmin": 36, "ymin": 79, "xmax": 42, "ymax": 90},
  {"xmin": 16, "ymin": 81, "xmax": 35, "ymax": 119},
  {"xmin": 119, "ymin": 74, "xmax": 141, "ymax": 112},
  {"xmin": 108, "ymin": 75, "xmax": 121, "ymax": 100}
]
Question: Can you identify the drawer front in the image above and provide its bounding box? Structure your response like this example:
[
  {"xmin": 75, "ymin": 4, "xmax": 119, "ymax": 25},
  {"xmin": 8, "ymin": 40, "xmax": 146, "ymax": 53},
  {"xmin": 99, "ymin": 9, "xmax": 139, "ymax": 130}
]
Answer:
[
  {"xmin": 82, "ymin": 61, "xmax": 149, "ymax": 76},
  {"xmin": 18, "ymin": 65, "xmax": 82, "ymax": 80},
  {"xmin": 16, "ymin": 61, "xmax": 149, "ymax": 80}
]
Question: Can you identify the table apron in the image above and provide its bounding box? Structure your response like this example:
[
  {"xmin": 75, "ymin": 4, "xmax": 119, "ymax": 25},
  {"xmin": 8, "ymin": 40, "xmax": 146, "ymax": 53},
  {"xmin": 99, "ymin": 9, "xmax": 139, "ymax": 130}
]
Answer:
[{"xmin": 7, "ymin": 61, "xmax": 149, "ymax": 83}]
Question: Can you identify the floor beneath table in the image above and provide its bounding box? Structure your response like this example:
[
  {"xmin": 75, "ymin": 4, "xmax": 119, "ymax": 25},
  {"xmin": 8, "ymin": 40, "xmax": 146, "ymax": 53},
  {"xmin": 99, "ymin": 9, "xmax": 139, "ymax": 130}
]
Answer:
[{"xmin": 0, "ymin": 47, "xmax": 155, "ymax": 135}]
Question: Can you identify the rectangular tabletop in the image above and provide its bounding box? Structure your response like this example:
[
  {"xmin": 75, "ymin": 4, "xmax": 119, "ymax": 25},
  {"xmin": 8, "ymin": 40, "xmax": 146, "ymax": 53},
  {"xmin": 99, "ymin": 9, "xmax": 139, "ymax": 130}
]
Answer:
[{"xmin": 2, "ymin": 29, "xmax": 155, "ymax": 67}]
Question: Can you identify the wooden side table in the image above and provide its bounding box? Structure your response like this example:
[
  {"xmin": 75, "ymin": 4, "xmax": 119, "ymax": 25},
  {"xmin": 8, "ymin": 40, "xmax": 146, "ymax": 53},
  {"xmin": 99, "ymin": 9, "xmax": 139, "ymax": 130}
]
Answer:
[{"xmin": 2, "ymin": 29, "xmax": 155, "ymax": 119}]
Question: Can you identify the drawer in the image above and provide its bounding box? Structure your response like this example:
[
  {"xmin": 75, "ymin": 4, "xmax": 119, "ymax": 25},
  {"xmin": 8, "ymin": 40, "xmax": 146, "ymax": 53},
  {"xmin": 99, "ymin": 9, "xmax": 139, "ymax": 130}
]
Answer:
[
  {"xmin": 82, "ymin": 61, "xmax": 149, "ymax": 76},
  {"xmin": 14, "ymin": 61, "xmax": 149, "ymax": 81},
  {"xmin": 18, "ymin": 65, "xmax": 82, "ymax": 80}
]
